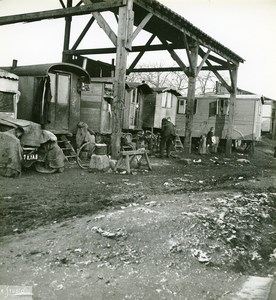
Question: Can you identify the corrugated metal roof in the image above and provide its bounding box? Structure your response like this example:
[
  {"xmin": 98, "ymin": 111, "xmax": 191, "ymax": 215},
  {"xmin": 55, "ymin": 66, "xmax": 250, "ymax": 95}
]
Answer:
[
  {"xmin": 0, "ymin": 69, "xmax": 19, "ymax": 80},
  {"xmin": 132, "ymin": 0, "xmax": 244, "ymax": 64}
]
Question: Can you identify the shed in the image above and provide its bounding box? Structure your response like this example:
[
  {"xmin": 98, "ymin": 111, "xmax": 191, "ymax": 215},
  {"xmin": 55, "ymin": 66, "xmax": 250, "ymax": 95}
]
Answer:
[
  {"xmin": 142, "ymin": 87, "xmax": 182, "ymax": 129},
  {"xmin": 0, "ymin": 69, "xmax": 20, "ymax": 119},
  {"xmin": 2, "ymin": 63, "xmax": 90, "ymax": 135},
  {"xmin": 176, "ymin": 94, "xmax": 263, "ymax": 141}
]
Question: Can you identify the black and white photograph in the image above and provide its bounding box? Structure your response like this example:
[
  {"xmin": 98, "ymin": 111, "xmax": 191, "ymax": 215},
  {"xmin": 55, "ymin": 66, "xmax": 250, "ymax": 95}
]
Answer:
[{"xmin": 0, "ymin": 0, "xmax": 276, "ymax": 299}]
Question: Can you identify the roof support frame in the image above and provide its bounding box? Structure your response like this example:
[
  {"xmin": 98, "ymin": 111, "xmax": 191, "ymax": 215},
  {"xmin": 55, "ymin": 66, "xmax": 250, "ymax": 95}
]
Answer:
[
  {"xmin": 0, "ymin": 1, "xmax": 126, "ymax": 25},
  {"xmin": 92, "ymin": 12, "xmax": 117, "ymax": 46},
  {"xmin": 127, "ymin": 34, "xmax": 156, "ymax": 74},
  {"xmin": 71, "ymin": 15, "xmax": 95, "ymax": 50},
  {"xmin": 157, "ymin": 37, "xmax": 190, "ymax": 76}
]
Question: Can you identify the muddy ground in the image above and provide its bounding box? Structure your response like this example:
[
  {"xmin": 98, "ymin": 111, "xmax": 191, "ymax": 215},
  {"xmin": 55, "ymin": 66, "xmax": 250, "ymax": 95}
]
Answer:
[{"xmin": 0, "ymin": 136, "xmax": 276, "ymax": 299}]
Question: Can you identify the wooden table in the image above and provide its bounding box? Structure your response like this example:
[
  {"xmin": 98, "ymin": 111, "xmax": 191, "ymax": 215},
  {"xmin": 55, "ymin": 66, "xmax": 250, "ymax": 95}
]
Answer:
[{"xmin": 114, "ymin": 149, "xmax": 152, "ymax": 174}]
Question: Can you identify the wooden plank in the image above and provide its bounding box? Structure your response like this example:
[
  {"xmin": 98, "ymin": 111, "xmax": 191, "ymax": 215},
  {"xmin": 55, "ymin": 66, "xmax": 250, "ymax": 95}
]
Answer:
[
  {"xmin": 0, "ymin": 1, "xmax": 126, "ymax": 25},
  {"xmin": 92, "ymin": 11, "xmax": 117, "ymax": 46}
]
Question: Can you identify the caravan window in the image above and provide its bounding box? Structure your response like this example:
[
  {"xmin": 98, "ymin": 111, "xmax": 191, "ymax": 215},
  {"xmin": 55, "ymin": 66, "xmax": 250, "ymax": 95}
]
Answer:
[
  {"xmin": 209, "ymin": 100, "xmax": 218, "ymax": 117},
  {"xmin": 219, "ymin": 98, "xmax": 229, "ymax": 115},
  {"xmin": 178, "ymin": 98, "xmax": 197, "ymax": 114},
  {"xmin": 209, "ymin": 99, "xmax": 229, "ymax": 117},
  {"xmin": 193, "ymin": 98, "xmax": 198, "ymax": 114},
  {"xmin": 162, "ymin": 92, "xmax": 172, "ymax": 108},
  {"xmin": 0, "ymin": 92, "xmax": 14, "ymax": 112},
  {"xmin": 178, "ymin": 98, "xmax": 186, "ymax": 114}
]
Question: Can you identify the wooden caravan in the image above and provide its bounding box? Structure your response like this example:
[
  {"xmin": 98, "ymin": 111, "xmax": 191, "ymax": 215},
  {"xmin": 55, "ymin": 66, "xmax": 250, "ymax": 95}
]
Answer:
[
  {"xmin": 142, "ymin": 88, "xmax": 182, "ymax": 130},
  {"xmin": 261, "ymin": 97, "xmax": 276, "ymax": 133},
  {"xmin": 0, "ymin": 69, "xmax": 20, "ymax": 119},
  {"xmin": 80, "ymin": 78, "xmax": 152, "ymax": 133},
  {"xmin": 176, "ymin": 94, "xmax": 263, "ymax": 142},
  {"xmin": 80, "ymin": 77, "xmax": 113, "ymax": 134},
  {"xmin": 123, "ymin": 82, "xmax": 152, "ymax": 131},
  {"xmin": 2, "ymin": 63, "xmax": 90, "ymax": 135}
]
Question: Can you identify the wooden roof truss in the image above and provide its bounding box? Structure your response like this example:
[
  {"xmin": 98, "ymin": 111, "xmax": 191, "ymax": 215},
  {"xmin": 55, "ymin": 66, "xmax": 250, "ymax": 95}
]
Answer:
[{"xmin": 0, "ymin": 0, "xmax": 244, "ymax": 155}]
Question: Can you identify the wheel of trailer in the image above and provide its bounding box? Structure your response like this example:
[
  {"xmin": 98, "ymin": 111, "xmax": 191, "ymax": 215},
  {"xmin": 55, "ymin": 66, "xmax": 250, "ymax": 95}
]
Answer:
[{"xmin": 76, "ymin": 142, "xmax": 93, "ymax": 169}]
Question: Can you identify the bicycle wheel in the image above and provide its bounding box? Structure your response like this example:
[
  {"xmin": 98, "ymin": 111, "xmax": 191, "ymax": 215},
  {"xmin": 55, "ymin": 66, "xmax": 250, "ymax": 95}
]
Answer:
[{"xmin": 76, "ymin": 142, "xmax": 93, "ymax": 169}]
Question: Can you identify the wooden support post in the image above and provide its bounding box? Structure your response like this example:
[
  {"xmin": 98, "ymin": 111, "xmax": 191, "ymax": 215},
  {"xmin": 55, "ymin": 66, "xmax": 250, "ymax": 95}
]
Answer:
[
  {"xmin": 62, "ymin": 0, "xmax": 72, "ymax": 62},
  {"xmin": 111, "ymin": 0, "xmax": 133, "ymax": 159},
  {"xmin": 184, "ymin": 42, "xmax": 198, "ymax": 154},
  {"xmin": 226, "ymin": 67, "xmax": 238, "ymax": 155}
]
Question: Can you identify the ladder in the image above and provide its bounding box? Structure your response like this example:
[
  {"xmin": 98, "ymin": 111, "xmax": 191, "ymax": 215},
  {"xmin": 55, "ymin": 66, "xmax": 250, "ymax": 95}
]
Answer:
[
  {"xmin": 58, "ymin": 135, "xmax": 77, "ymax": 163},
  {"xmin": 174, "ymin": 134, "xmax": 184, "ymax": 151}
]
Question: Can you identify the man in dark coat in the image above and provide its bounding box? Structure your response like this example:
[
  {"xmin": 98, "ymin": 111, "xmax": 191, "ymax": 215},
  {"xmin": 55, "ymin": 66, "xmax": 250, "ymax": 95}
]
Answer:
[
  {"xmin": 206, "ymin": 127, "xmax": 215, "ymax": 153},
  {"xmin": 159, "ymin": 117, "xmax": 176, "ymax": 158}
]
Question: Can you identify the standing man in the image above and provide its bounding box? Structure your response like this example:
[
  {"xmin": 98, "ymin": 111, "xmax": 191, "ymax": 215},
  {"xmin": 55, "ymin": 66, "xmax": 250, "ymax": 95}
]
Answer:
[
  {"xmin": 160, "ymin": 117, "xmax": 176, "ymax": 158},
  {"xmin": 206, "ymin": 127, "xmax": 215, "ymax": 153}
]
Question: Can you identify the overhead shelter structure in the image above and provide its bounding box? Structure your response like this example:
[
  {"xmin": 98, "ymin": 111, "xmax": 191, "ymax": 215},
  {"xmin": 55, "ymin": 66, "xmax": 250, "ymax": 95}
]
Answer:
[{"xmin": 0, "ymin": 0, "xmax": 245, "ymax": 157}]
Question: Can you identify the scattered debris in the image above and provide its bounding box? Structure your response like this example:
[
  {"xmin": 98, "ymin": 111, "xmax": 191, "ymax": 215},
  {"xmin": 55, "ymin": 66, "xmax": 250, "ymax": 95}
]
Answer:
[
  {"xmin": 191, "ymin": 249, "xmax": 211, "ymax": 263},
  {"xmin": 237, "ymin": 158, "xmax": 250, "ymax": 164},
  {"xmin": 92, "ymin": 226, "xmax": 127, "ymax": 239}
]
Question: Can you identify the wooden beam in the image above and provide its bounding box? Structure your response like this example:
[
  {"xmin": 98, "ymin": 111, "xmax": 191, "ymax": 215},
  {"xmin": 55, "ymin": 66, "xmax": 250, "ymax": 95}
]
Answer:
[
  {"xmin": 59, "ymin": 0, "xmax": 66, "ymax": 9},
  {"xmin": 92, "ymin": 12, "xmax": 117, "ymax": 46},
  {"xmin": 127, "ymin": 34, "xmax": 156, "ymax": 73},
  {"xmin": 226, "ymin": 67, "xmax": 238, "ymax": 155},
  {"xmin": 75, "ymin": 1, "xmax": 83, "ymax": 7},
  {"xmin": 71, "ymin": 16, "xmax": 95, "ymax": 50},
  {"xmin": 196, "ymin": 49, "xmax": 211, "ymax": 76},
  {"xmin": 184, "ymin": 42, "xmax": 198, "ymax": 154},
  {"xmin": 182, "ymin": 33, "xmax": 194, "ymax": 75},
  {"xmin": 62, "ymin": 0, "xmax": 73, "ymax": 62},
  {"xmin": 133, "ymin": 0, "xmax": 243, "ymax": 65},
  {"xmin": 127, "ymin": 65, "xmax": 230, "ymax": 73},
  {"xmin": 112, "ymin": 1, "xmax": 133, "ymax": 159},
  {"xmin": 0, "ymin": 1, "xmax": 126, "ymax": 25},
  {"xmin": 198, "ymin": 47, "xmax": 228, "ymax": 66},
  {"xmin": 159, "ymin": 37, "xmax": 189, "ymax": 76},
  {"xmin": 126, "ymin": 12, "xmax": 153, "ymax": 49},
  {"xmin": 205, "ymin": 59, "xmax": 232, "ymax": 93},
  {"xmin": 64, "ymin": 43, "xmax": 184, "ymax": 55}
]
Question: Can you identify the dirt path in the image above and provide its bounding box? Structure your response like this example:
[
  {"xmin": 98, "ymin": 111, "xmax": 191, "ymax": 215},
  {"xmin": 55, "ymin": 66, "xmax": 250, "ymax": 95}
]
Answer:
[
  {"xmin": 1, "ymin": 192, "xmax": 245, "ymax": 300},
  {"xmin": 0, "ymin": 137, "xmax": 276, "ymax": 299}
]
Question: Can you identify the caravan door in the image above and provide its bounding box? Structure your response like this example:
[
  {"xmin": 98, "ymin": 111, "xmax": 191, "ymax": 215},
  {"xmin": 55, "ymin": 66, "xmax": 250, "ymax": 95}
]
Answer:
[{"xmin": 48, "ymin": 72, "xmax": 70, "ymax": 133}]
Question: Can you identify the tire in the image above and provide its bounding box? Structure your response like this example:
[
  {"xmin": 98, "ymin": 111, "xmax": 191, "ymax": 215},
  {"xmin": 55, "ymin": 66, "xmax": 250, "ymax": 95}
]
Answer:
[{"xmin": 76, "ymin": 142, "xmax": 93, "ymax": 169}]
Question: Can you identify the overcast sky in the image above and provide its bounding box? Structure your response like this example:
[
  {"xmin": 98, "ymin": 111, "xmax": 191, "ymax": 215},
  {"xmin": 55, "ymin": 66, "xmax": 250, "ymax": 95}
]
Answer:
[{"xmin": 0, "ymin": 0, "xmax": 275, "ymax": 99}]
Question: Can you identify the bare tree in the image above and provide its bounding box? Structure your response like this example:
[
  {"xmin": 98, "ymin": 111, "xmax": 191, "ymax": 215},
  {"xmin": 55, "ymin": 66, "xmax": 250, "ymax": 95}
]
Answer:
[
  {"xmin": 127, "ymin": 64, "xmax": 221, "ymax": 95},
  {"xmin": 196, "ymin": 71, "xmax": 216, "ymax": 94}
]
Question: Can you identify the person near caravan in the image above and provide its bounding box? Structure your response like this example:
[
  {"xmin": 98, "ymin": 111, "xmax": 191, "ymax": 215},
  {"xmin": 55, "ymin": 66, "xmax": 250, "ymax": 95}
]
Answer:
[
  {"xmin": 206, "ymin": 127, "xmax": 215, "ymax": 153},
  {"xmin": 159, "ymin": 117, "xmax": 176, "ymax": 158},
  {"xmin": 35, "ymin": 130, "xmax": 65, "ymax": 174}
]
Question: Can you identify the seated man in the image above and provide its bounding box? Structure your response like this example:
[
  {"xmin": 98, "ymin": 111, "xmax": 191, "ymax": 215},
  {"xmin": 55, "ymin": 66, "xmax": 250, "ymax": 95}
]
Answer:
[{"xmin": 35, "ymin": 130, "xmax": 65, "ymax": 174}]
